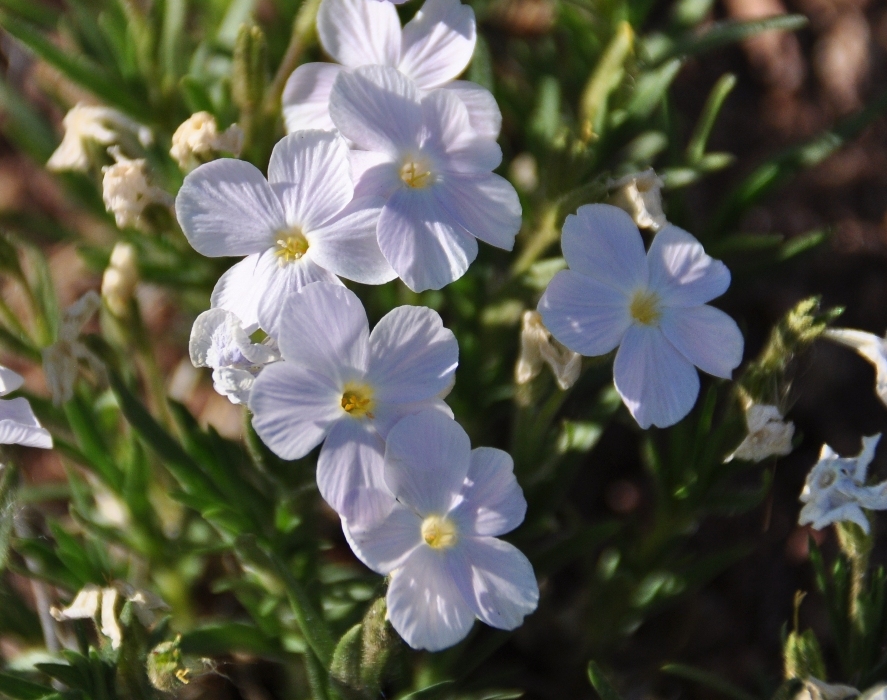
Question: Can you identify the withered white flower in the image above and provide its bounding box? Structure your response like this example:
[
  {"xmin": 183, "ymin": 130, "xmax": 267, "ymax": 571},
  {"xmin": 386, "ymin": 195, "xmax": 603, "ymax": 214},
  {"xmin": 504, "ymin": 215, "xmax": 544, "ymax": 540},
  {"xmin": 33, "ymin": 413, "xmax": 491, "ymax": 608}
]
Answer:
[
  {"xmin": 726, "ymin": 403, "xmax": 795, "ymax": 462},
  {"xmin": 799, "ymin": 434, "xmax": 887, "ymax": 534},
  {"xmin": 101, "ymin": 242, "xmax": 139, "ymax": 317},
  {"xmin": 797, "ymin": 678, "xmax": 859, "ymax": 700},
  {"xmin": 824, "ymin": 328, "xmax": 887, "ymax": 408},
  {"xmin": 170, "ymin": 112, "xmax": 244, "ymax": 172},
  {"xmin": 47, "ymin": 103, "xmax": 152, "ymax": 172},
  {"xmin": 515, "ymin": 310, "xmax": 581, "ymax": 390},
  {"xmin": 102, "ymin": 148, "xmax": 173, "ymax": 230},
  {"xmin": 189, "ymin": 308, "xmax": 280, "ymax": 405},
  {"xmin": 607, "ymin": 168, "xmax": 667, "ymax": 231},
  {"xmin": 42, "ymin": 291, "xmax": 105, "ymax": 406}
]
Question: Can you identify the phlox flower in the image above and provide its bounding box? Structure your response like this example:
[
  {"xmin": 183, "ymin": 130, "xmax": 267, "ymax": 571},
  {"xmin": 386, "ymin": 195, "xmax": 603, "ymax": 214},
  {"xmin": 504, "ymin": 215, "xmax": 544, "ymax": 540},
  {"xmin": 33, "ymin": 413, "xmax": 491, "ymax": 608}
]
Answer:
[
  {"xmin": 539, "ymin": 204, "xmax": 743, "ymax": 429},
  {"xmin": 329, "ymin": 66, "xmax": 521, "ymax": 291},
  {"xmin": 344, "ymin": 410, "xmax": 538, "ymax": 651},
  {"xmin": 283, "ymin": 0, "xmax": 500, "ymax": 139},
  {"xmin": 189, "ymin": 308, "xmax": 280, "ymax": 405},
  {"xmin": 824, "ymin": 328, "xmax": 887, "ymax": 408},
  {"xmin": 175, "ymin": 130, "xmax": 394, "ymax": 335},
  {"xmin": 249, "ymin": 282, "xmax": 458, "ymax": 519},
  {"xmin": 42, "ymin": 291, "xmax": 105, "ymax": 406},
  {"xmin": 799, "ymin": 434, "xmax": 887, "ymax": 534},
  {"xmin": 0, "ymin": 365, "xmax": 52, "ymax": 449}
]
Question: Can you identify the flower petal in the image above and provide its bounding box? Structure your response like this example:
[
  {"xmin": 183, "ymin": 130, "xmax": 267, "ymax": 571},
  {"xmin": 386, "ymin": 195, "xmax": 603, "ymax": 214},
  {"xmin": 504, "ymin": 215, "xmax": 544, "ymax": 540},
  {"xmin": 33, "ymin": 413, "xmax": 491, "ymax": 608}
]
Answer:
[
  {"xmin": 267, "ymin": 131, "xmax": 354, "ymax": 231},
  {"xmin": 176, "ymin": 159, "xmax": 282, "ymax": 256},
  {"xmin": 377, "ymin": 187, "xmax": 478, "ymax": 292},
  {"xmin": 384, "ymin": 410, "xmax": 470, "ymax": 515},
  {"xmin": 370, "ymin": 395, "xmax": 454, "ymax": 438},
  {"xmin": 343, "ymin": 491, "xmax": 422, "ymax": 573},
  {"xmin": 660, "ymin": 305, "xmax": 743, "ymax": 379},
  {"xmin": 366, "ymin": 305, "xmax": 458, "ymax": 404},
  {"xmin": 330, "ymin": 66, "xmax": 422, "ymax": 154},
  {"xmin": 448, "ymin": 537, "xmax": 538, "ymax": 631},
  {"xmin": 255, "ymin": 250, "xmax": 342, "ymax": 338},
  {"xmin": 399, "ymin": 0, "xmax": 476, "ymax": 89},
  {"xmin": 351, "ymin": 150, "xmax": 400, "ymax": 199},
  {"xmin": 647, "ymin": 224, "xmax": 730, "ymax": 306},
  {"xmin": 210, "ymin": 253, "xmax": 276, "ymax": 334},
  {"xmin": 249, "ymin": 362, "xmax": 342, "ymax": 459},
  {"xmin": 421, "ymin": 89, "xmax": 501, "ymax": 172},
  {"xmin": 441, "ymin": 81, "xmax": 502, "ymax": 139},
  {"xmin": 307, "ymin": 196, "xmax": 397, "ymax": 285},
  {"xmin": 276, "ymin": 282, "xmax": 370, "ymax": 382},
  {"xmin": 316, "ymin": 0, "xmax": 401, "ymax": 68},
  {"xmin": 0, "ymin": 367, "xmax": 24, "ymax": 396},
  {"xmin": 435, "ymin": 173, "xmax": 520, "ymax": 250},
  {"xmin": 0, "ymin": 397, "xmax": 52, "ymax": 448},
  {"xmin": 387, "ymin": 546, "xmax": 475, "ymax": 651},
  {"xmin": 282, "ymin": 63, "xmax": 342, "ymax": 133},
  {"xmin": 538, "ymin": 270, "xmax": 631, "ymax": 356},
  {"xmin": 451, "ymin": 447, "xmax": 525, "ymax": 537},
  {"xmin": 561, "ymin": 204, "xmax": 648, "ymax": 294},
  {"xmin": 317, "ymin": 419, "xmax": 388, "ymax": 519},
  {"xmin": 613, "ymin": 325, "xmax": 700, "ymax": 429}
]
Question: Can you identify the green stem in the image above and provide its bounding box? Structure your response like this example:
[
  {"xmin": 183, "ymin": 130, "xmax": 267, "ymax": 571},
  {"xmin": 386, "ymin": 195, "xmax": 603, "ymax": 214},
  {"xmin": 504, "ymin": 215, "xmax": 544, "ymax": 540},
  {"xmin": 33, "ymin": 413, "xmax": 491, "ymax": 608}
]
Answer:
[{"xmin": 265, "ymin": 0, "xmax": 321, "ymax": 115}]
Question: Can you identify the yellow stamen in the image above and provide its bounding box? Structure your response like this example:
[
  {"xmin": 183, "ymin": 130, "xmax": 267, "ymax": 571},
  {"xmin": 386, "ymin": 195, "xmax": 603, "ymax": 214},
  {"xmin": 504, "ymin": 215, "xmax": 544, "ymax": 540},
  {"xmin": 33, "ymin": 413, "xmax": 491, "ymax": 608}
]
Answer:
[
  {"xmin": 275, "ymin": 227, "xmax": 309, "ymax": 265},
  {"xmin": 629, "ymin": 289, "xmax": 662, "ymax": 326},
  {"xmin": 340, "ymin": 383, "xmax": 374, "ymax": 419},
  {"xmin": 421, "ymin": 515, "xmax": 457, "ymax": 549},
  {"xmin": 400, "ymin": 160, "xmax": 433, "ymax": 189}
]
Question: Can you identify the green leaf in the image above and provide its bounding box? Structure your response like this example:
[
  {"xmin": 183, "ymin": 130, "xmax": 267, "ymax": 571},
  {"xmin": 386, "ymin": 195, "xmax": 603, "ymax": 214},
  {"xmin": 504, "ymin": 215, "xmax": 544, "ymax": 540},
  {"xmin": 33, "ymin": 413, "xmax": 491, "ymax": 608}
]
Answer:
[
  {"xmin": 180, "ymin": 622, "xmax": 281, "ymax": 656},
  {"xmin": 654, "ymin": 15, "xmax": 808, "ymax": 64},
  {"xmin": 396, "ymin": 681, "xmax": 457, "ymax": 700},
  {"xmin": 660, "ymin": 663, "xmax": 758, "ymax": 700},
  {"xmin": 579, "ymin": 22, "xmax": 634, "ymax": 141},
  {"xmin": 63, "ymin": 398, "xmax": 123, "ymax": 492},
  {"xmin": 0, "ymin": 0, "xmax": 58, "ymax": 25},
  {"xmin": 686, "ymin": 73, "xmax": 736, "ymax": 164},
  {"xmin": 0, "ymin": 672, "xmax": 58, "ymax": 700},
  {"xmin": 587, "ymin": 661, "xmax": 623, "ymax": 700},
  {"xmin": 0, "ymin": 464, "xmax": 18, "ymax": 573},
  {"xmin": 0, "ymin": 77, "xmax": 56, "ymax": 162},
  {"xmin": 617, "ymin": 58, "xmax": 682, "ymax": 124},
  {"xmin": 0, "ymin": 12, "xmax": 144, "ymax": 116}
]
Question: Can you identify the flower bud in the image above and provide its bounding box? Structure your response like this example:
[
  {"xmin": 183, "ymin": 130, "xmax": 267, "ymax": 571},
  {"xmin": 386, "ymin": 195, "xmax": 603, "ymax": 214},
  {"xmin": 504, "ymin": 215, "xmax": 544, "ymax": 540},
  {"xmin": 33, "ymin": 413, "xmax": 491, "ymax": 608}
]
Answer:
[
  {"xmin": 101, "ymin": 242, "xmax": 139, "ymax": 317},
  {"xmin": 102, "ymin": 148, "xmax": 172, "ymax": 230},
  {"xmin": 169, "ymin": 112, "xmax": 244, "ymax": 172}
]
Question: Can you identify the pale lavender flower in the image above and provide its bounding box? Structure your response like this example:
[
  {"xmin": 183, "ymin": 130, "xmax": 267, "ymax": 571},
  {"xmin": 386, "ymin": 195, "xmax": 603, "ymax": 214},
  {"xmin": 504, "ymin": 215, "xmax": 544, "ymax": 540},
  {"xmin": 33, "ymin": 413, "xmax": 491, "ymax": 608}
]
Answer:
[
  {"xmin": 328, "ymin": 66, "xmax": 521, "ymax": 291},
  {"xmin": 249, "ymin": 282, "xmax": 457, "ymax": 519},
  {"xmin": 799, "ymin": 434, "xmax": 887, "ymax": 534},
  {"xmin": 344, "ymin": 410, "xmax": 538, "ymax": 651},
  {"xmin": 282, "ymin": 0, "xmax": 500, "ymax": 139},
  {"xmin": 0, "ymin": 366, "xmax": 52, "ymax": 449},
  {"xmin": 539, "ymin": 204, "xmax": 743, "ymax": 429},
  {"xmin": 176, "ymin": 130, "xmax": 394, "ymax": 335}
]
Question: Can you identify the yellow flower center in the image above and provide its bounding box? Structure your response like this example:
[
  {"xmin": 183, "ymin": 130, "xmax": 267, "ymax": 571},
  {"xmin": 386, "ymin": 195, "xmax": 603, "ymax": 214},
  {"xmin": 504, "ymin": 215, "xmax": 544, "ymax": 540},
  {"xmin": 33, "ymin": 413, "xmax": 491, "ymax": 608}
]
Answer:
[
  {"xmin": 340, "ymin": 383, "xmax": 374, "ymax": 419},
  {"xmin": 421, "ymin": 515, "xmax": 457, "ymax": 549},
  {"xmin": 400, "ymin": 159, "xmax": 434, "ymax": 189},
  {"xmin": 629, "ymin": 289, "xmax": 662, "ymax": 326},
  {"xmin": 275, "ymin": 227, "xmax": 309, "ymax": 266}
]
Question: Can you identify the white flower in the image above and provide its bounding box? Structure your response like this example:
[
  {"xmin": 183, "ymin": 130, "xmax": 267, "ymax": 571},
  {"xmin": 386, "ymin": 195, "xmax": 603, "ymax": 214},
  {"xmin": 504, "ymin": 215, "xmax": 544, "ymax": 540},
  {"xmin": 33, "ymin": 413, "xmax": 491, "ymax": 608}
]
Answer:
[
  {"xmin": 799, "ymin": 434, "xmax": 887, "ymax": 534},
  {"xmin": 0, "ymin": 366, "xmax": 52, "ymax": 449},
  {"xmin": 823, "ymin": 328, "xmax": 887, "ymax": 408},
  {"xmin": 797, "ymin": 679, "xmax": 859, "ymax": 700},
  {"xmin": 176, "ymin": 130, "xmax": 394, "ymax": 335},
  {"xmin": 515, "ymin": 310, "xmax": 581, "ymax": 390},
  {"xmin": 101, "ymin": 242, "xmax": 139, "ymax": 317},
  {"xmin": 283, "ymin": 0, "xmax": 500, "ymax": 139},
  {"xmin": 249, "ymin": 282, "xmax": 458, "ymax": 519},
  {"xmin": 102, "ymin": 149, "xmax": 173, "ymax": 230},
  {"xmin": 189, "ymin": 308, "xmax": 279, "ymax": 405},
  {"xmin": 725, "ymin": 403, "xmax": 795, "ymax": 462},
  {"xmin": 607, "ymin": 168, "xmax": 667, "ymax": 231},
  {"xmin": 538, "ymin": 204, "xmax": 743, "ymax": 429},
  {"xmin": 343, "ymin": 410, "xmax": 538, "ymax": 651},
  {"xmin": 328, "ymin": 66, "xmax": 521, "ymax": 292},
  {"xmin": 47, "ymin": 103, "xmax": 152, "ymax": 172},
  {"xmin": 42, "ymin": 291, "xmax": 105, "ymax": 406},
  {"xmin": 170, "ymin": 112, "xmax": 244, "ymax": 172}
]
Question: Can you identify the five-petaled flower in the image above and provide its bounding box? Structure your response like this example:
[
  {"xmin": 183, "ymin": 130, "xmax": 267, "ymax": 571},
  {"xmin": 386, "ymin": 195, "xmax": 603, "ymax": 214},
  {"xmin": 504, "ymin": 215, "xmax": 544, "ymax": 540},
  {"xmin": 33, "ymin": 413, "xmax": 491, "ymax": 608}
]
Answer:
[
  {"xmin": 344, "ymin": 410, "xmax": 538, "ymax": 651},
  {"xmin": 539, "ymin": 204, "xmax": 743, "ymax": 429}
]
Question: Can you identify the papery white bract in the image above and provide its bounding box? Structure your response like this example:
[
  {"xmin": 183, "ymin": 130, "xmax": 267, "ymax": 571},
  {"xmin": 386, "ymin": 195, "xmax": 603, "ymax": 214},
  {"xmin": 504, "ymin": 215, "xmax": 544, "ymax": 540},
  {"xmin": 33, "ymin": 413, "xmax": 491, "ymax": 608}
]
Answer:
[
  {"xmin": 515, "ymin": 310, "xmax": 581, "ymax": 390},
  {"xmin": 0, "ymin": 365, "xmax": 52, "ymax": 449},
  {"xmin": 189, "ymin": 308, "xmax": 280, "ymax": 405},
  {"xmin": 538, "ymin": 204, "xmax": 743, "ymax": 429},
  {"xmin": 799, "ymin": 434, "xmax": 887, "ymax": 534},
  {"xmin": 176, "ymin": 130, "xmax": 394, "ymax": 335},
  {"xmin": 725, "ymin": 403, "xmax": 794, "ymax": 462},
  {"xmin": 343, "ymin": 410, "xmax": 538, "ymax": 651},
  {"xmin": 607, "ymin": 168, "xmax": 667, "ymax": 231},
  {"xmin": 249, "ymin": 282, "xmax": 458, "ymax": 519},
  {"xmin": 47, "ymin": 103, "xmax": 152, "ymax": 172},
  {"xmin": 329, "ymin": 66, "xmax": 521, "ymax": 292},
  {"xmin": 824, "ymin": 328, "xmax": 887, "ymax": 408},
  {"xmin": 282, "ymin": 0, "xmax": 501, "ymax": 139},
  {"xmin": 42, "ymin": 291, "xmax": 105, "ymax": 406}
]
